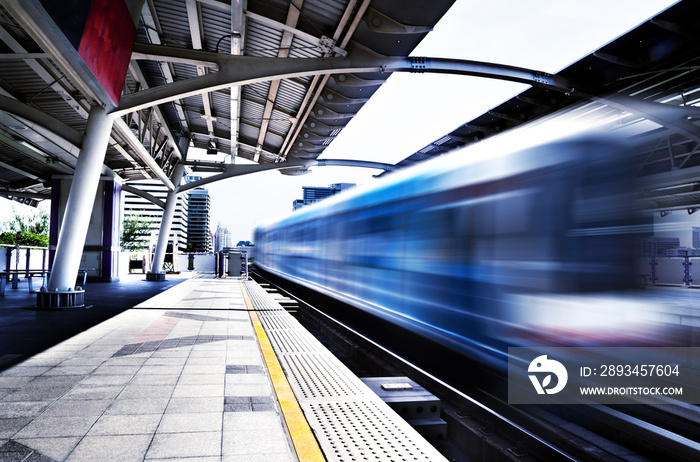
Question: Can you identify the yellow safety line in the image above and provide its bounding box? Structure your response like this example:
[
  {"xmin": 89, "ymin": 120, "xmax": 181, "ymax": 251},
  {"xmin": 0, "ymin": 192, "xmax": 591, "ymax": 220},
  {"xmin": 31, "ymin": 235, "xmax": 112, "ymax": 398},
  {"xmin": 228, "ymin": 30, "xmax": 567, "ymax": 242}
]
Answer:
[{"xmin": 240, "ymin": 282, "xmax": 326, "ymax": 462}]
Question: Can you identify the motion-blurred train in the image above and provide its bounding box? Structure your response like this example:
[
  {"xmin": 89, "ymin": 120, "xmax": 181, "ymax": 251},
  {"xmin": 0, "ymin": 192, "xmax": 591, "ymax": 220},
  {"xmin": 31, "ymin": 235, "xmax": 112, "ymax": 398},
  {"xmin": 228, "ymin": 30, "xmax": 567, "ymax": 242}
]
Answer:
[{"xmin": 254, "ymin": 133, "xmax": 650, "ymax": 368}]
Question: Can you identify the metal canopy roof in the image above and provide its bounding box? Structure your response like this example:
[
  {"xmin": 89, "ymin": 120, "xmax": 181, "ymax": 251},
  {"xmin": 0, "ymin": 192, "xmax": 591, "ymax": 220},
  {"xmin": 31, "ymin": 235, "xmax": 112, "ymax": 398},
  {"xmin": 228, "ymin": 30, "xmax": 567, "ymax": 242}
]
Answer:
[
  {"xmin": 0, "ymin": 0, "xmax": 454, "ymax": 206},
  {"xmin": 393, "ymin": 0, "xmax": 700, "ymax": 213},
  {"xmin": 0, "ymin": 0, "xmax": 699, "ymax": 212}
]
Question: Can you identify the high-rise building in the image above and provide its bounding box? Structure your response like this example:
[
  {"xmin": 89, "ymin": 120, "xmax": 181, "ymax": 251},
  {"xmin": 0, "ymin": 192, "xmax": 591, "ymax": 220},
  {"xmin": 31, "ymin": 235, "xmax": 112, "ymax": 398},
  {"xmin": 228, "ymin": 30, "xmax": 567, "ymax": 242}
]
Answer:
[
  {"xmin": 186, "ymin": 176, "xmax": 212, "ymax": 252},
  {"xmin": 215, "ymin": 224, "xmax": 232, "ymax": 251},
  {"xmin": 293, "ymin": 183, "xmax": 355, "ymax": 210},
  {"xmin": 122, "ymin": 179, "xmax": 189, "ymax": 251},
  {"xmin": 693, "ymin": 227, "xmax": 700, "ymax": 249}
]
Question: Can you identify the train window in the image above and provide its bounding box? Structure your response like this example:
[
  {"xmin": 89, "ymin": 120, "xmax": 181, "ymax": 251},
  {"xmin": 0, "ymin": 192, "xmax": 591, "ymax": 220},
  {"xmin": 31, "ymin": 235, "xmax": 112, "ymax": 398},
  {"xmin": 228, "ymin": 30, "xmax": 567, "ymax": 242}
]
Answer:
[{"xmin": 493, "ymin": 189, "xmax": 536, "ymax": 235}]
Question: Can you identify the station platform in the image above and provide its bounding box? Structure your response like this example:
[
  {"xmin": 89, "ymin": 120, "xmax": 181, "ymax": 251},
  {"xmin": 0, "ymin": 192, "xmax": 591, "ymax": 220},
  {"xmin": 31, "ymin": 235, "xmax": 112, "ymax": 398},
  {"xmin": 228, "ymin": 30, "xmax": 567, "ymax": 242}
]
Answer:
[{"xmin": 0, "ymin": 274, "xmax": 446, "ymax": 461}]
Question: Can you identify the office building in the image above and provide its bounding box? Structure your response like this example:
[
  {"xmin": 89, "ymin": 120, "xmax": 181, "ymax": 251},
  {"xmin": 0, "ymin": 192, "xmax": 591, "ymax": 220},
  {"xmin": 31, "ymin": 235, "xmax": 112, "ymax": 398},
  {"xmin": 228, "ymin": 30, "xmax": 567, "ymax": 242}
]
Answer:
[
  {"xmin": 122, "ymin": 179, "xmax": 189, "ymax": 252},
  {"xmin": 187, "ymin": 186, "xmax": 212, "ymax": 252},
  {"xmin": 293, "ymin": 183, "xmax": 355, "ymax": 210},
  {"xmin": 215, "ymin": 224, "xmax": 232, "ymax": 252}
]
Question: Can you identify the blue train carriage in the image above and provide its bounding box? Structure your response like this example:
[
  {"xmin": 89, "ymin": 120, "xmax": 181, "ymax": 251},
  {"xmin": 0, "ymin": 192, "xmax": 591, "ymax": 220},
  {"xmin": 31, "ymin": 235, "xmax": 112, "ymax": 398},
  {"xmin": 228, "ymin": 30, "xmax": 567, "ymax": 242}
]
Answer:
[{"xmin": 254, "ymin": 134, "xmax": 641, "ymax": 367}]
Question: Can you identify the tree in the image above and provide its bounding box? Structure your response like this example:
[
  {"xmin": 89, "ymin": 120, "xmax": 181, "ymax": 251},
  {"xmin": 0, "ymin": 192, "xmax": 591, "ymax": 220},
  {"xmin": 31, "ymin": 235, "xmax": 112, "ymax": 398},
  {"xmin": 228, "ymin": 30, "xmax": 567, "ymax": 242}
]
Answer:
[
  {"xmin": 0, "ymin": 208, "xmax": 49, "ymax": 246},
  {"xmin": 120, "ymin": 215, "xmax": 151, "ymax": 252}
]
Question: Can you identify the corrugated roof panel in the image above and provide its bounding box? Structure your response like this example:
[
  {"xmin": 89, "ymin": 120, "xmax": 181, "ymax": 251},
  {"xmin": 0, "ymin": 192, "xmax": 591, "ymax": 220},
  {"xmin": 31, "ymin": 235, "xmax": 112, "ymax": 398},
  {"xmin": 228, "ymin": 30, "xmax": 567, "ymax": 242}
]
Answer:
[
  {"xmin": 183, "ymin": 94, "xmax": 205, "ymax": 115},
  {"xmin": 200, "ymin": 5, "xmax": 232, "ymax": 53},
  {"xmin": 161, "ymin": 103, "xmax": 185, "ymax": 134},
  {"xmin": 243, "ymin": 81, "xmax": 273, "ymax": 103},
  {"xmin": 288, "ymin": 35, "xmax": 325, "ymax": 59},
  {"xmin": 246, "ymin": 19, "xmax": 285, "ymax": 58},
  {"xmin": 1, "ymin": 61, "xmax": 56, "ymax": 96},
  {"xmin": 36, "ymin": 100, "xmax": 86, "ymax": 130},
  {"xmin": 263, "ymin": 131, "xmax": 285, "ymax": 151},
  {"xmin": 138, "ymin": 60, "xmax": 168, "ymax": 88},
  {"xmin": 240, "ymin": 98, "xmax": 266, "ymax": 129},
  {"xmin": 171, "ymin": 62, "xmax": 199, "ymax": 81},
  {"xmin": 239, "ymin": 123, "xmax": 259, "ymax": 144},
  {"xmin": 211, "ymin": 90, "xmax": 232, "ymax": 119},
  {"xmin": 302, "ymin": 0, "xmax": 349, "ymax": 30},
  {"xmin": 152, "ymin": 1, "xmax": 191, "ymax": 48},
  {"xmin": 268, "ymin": 109, "xmax": 293, "ymax": 135},
  {"xmin": 276, "ymin": 79, "xmax": 308, "ymax": 113}
]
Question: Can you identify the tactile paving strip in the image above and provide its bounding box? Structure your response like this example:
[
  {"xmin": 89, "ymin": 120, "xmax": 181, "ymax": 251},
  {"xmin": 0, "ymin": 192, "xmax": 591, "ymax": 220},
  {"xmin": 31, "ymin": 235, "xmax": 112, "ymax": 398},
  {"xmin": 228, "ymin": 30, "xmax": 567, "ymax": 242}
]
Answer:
[
  {"xmin": 244, "ymin": 281, "xmax": 446, "ymax": 462},
  {"xmin": 305, "ymin": 400, "xmax": 438, "ymax": 462}
]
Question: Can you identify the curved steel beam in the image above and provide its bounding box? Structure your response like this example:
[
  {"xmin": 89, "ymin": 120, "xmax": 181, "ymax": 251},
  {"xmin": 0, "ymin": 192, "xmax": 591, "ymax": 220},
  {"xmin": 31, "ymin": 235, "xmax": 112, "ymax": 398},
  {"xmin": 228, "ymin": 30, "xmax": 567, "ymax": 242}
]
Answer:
[
  {"xmin": 115, "ymin": 43, "xmax": 579, "ymax": 116},
  {"xmin": 177, "ymin": 158, "xmax": 396, "ymax": 193}
]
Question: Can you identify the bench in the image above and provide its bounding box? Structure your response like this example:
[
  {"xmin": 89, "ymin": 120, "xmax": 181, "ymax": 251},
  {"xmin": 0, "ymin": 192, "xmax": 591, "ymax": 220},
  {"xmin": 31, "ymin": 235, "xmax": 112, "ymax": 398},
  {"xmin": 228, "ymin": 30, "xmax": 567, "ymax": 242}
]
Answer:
[
  {"xmin": 1, "ymin": 269, "xmax": 49, "ymax": 295},
  {"xmin": 0, "ymin": 269, "xmax": 88, "ymax": 295}
]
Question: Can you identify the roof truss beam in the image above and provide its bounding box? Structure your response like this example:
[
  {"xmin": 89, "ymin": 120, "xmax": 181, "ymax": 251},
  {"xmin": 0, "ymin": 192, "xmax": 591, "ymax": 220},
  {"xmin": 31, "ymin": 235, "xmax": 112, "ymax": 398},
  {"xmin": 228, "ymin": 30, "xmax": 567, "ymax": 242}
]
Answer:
[
  {"xmin": 117, "ymin": 44, "xmax": 581, "ymax": 117},
  {"xmin": 177, "ymin": 158, "xmax": 396, "ymax": 193},
  {"xmin": 255, "ymin": 0, "xmax": 303, "ymax": 161}
]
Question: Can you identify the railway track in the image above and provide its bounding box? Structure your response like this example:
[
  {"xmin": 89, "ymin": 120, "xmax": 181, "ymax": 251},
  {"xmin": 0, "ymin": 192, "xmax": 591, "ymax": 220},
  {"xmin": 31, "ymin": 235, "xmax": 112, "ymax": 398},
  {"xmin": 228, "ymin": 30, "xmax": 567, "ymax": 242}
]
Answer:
[{"xmin": 251, "ymin": 269, "xmax": 700, "ymax": 461}]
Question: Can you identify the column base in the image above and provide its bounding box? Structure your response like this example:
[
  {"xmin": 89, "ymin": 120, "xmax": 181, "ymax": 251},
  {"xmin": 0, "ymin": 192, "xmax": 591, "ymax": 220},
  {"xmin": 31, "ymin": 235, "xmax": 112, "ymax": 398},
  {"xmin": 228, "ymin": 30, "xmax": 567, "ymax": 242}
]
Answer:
[
  {"xmin": 146, "ymin": 272, "xmax": 167, "ymax": 281},
  {"xmin": 36, "ymin": 288, "xmax": 87, "ymax": 310}
]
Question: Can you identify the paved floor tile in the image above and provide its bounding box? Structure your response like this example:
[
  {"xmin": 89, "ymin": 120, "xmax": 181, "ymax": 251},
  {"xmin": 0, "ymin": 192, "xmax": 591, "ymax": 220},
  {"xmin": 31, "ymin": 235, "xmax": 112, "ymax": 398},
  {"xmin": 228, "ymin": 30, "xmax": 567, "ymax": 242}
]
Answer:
[
  {"xmin": 185, "ymin": 356, "xmax": 226, "ymax": 365},
  {"xmin": 1, "ymin": 385, "xmax": 72, "ymax": 402},
  {"xmin": 20, "ymin": 357, "xmax": 64, "ymax": 367},
  {"xmin": 14, "ymin": 415, "xmax": 100, "ymax": 438},
  {"xmin": 224, "ymin": 383, "xmax": 271, "ymax": 397},
  {"xmin": 0, "ymin": 278, "xmax": 301, "ymax": 462},
  {"xmin": 147, "ymin": 458, "xmax": 220, "ymax": 462},
  {"xmin": 177, "ymin": 374, "xmax": 224, "ymax": 386},
  {"xmin": 0, "ymin": 401, "xmax": 49, "ymax": 419},
  {"xmin": 222, "ymin": 454, "xmax": 295, "ymax": 462},
  {"xmin": 0, "ymin": 376, "xmax": 33, "ymax": 388},
  {"xmin": 136, "ymin": 365, "xmax": 184, "ymax": 375},
  {"xmin": 87, "ymin": 413, "xmax": 162, "ymax": 436},
  {"xmin": 106, "ymin": 356, "xmax": 148, "ymax": 366},
  {"xmin": 165, "ymin": 397, "xmax": 224, "ymax": 414},
  {"xmin": 0, "ymin": 366, "xmax": 51, "ymax": 377},
  {"xmin": 15, "ymin": 436, "xmax": 81, "ymax": 461},
  {"xmin": 129, "ymin": 373, "xmax": 179, "ymax": 386},
  {"xmin": 41, "ymin": 399, "xmax": 111, "ymax": 417},
  {"xmin": 143, "ymin": 357, "xmax": 187, "ymax": 367},
  {"xmin": 147, "ymin": 431, "xmax": 222, "ymax": 459},
  {"xmin": 66, "ymin": 434, "xmax": 153, "ymax": 461},
  {"xmin": 223, "ymin": 411, "xmax": 284, "ymax": 432},
  {"xmin": 29, "ymin": 375, "xmax": 84, "ymax": 388},
  {"xmin": 42, "ymin": 365, "xmax": 97, "ymax": 376},
  {"xmin": 0, "ymin": 417, "xmax": 32, "ymax": 439},
  {"xmin": 171, "ymin": 384, "xmax": 224, "ymax": 398},
  {"xmin": 117, "ymin": 384, "xmax": 176, "ymax": 399},
  {"xmin": 157, "ymin": 412, "xmax": 222, "ymax": 433},
  {"xmin": 79, "ymin": 374, "xmax": 133, "ymax": 386},
  {"xmin": 222, "ymin": 428, "xmax": 292, "ymax": 456},
  {"xmin": 104, "ymin": 398, "xmax": 170, "ymax": 415},
  {"xmin": 61, "ymin": 385, "xmax": 124, "ymax": 401},
  {"xmin": 182, "ymin": 364, "xmax": 225, "ymax": 375},
  {"xmin": 92, "ymin": 365, "xmax": 141, "ymax": 376}
]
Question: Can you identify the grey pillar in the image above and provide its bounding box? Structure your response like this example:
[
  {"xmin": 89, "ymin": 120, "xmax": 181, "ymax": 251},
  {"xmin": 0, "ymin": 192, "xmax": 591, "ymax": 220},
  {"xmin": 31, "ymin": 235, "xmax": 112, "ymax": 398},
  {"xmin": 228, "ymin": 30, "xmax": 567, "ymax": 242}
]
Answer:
[
  {"xmin": 147, "ymin": 136, "xmax": 189, "ymax": 281},
  {"xmin": 38, "ymin": 104, "xmax": 115, "ymax": 308}
]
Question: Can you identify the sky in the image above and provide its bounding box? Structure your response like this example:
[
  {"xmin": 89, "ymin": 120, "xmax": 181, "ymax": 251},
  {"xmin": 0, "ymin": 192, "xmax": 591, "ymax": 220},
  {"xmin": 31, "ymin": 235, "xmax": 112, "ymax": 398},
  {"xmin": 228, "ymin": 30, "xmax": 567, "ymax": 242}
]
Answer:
[{"xmin": 0, "ymin": 0, "xmax": 682, "ymax": 242}]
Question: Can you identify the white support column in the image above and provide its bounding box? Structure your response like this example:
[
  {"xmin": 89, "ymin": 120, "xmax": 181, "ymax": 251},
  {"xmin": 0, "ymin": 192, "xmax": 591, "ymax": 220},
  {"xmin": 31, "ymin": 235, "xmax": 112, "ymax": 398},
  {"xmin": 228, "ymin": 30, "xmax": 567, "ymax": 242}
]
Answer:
[
  {"xmin": 38, "ymin": 104, "xmax": 115, "ymax": 308},
  {"xmin": 230, "ymin": 0, "xmax": 246, "ymax": 163},
  {"xmin": 147, "ymin": 136, "xmax": 189, "ymax": 281}
]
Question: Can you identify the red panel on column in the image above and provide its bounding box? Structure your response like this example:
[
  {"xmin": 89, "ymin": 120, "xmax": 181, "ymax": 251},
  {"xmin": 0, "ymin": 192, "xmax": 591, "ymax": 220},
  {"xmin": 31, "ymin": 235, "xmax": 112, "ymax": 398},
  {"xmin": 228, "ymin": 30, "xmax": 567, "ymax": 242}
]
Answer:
[{"xmin": 77, "ymin": 0, "xmax": 136, "ymax": 104}]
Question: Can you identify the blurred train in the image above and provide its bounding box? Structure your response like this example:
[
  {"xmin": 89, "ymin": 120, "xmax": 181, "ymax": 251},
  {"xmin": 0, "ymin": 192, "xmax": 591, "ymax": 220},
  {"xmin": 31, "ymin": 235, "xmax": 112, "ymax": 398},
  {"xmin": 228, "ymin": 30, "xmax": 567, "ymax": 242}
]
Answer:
[{"xmin": 254, "ymin": 134, "xmax": 651, "ymax": 368}]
